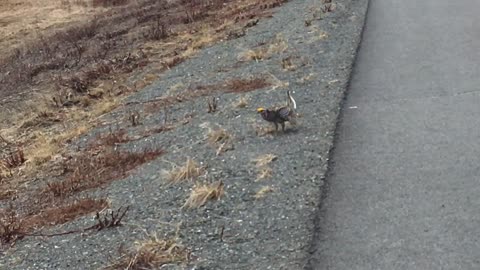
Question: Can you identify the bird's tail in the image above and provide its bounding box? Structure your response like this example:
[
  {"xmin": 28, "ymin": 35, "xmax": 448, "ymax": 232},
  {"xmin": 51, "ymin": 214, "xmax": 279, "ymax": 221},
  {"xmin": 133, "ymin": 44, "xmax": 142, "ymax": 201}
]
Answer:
[{"xmin": 287, "ymin": 90, "xmax": 297, "ymax": 110}]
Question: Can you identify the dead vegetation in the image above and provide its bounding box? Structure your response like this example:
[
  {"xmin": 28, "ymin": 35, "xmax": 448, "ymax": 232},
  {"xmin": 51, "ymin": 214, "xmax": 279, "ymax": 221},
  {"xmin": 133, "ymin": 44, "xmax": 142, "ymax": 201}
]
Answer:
[
  {"xmin": 46, "ymin": 147, "xmax": 165, "ymax": 197},
  {"xmin": 162, "ymin": 158, "xmax": 205, "ymax": 184},
  {"xmin": 207, "ymin": 127, "xmax": 235, "ymax": 156},
  {"xmin": 253, "ymin": 154, "xmax": 277, "ymax": 180},
  {"xmin": 88, "ymin": 128, "xmax": 132, "ymax": 149},
  {"xmin": 254, "ymin": 185, "xmax": 274, "ymax": 199},
  {"xmin": 24, "ymin": 198, "xmax": 109, "ymax": 230},
  {"xmin": 182, "ymin": 181, "xmax": 225, "ymax": 209},
  {"xmin": 0, "ymin": 198, "xmax": 109, "ymax": 246},
  {"xmin": 105, "ymin": 233, "xmax": 189, "ymax": 270},
  {"xmin": 1, "ymin": 149, "xmax": 26, "ymax": 169},
  {"xmin": 253, "ymin": 153, "xmax": 277, "ymax": 167},
  {"xmin": 0, "ymin": 205, "xmax": 23, "ymax": 246},
  {"xmin": 207, "ymin": 128, "xmax": 232, "ymax": 145},
  {"xmin": 207, "ymin": 96, "xmax": 219, "ymax": 113},
  {"xmin": 233, "ymin": 95, "xmax": 249, "ymax": 108},
  {"xmin": 237, "ymin": 33, "xmax": 288, "ymax": 62}
]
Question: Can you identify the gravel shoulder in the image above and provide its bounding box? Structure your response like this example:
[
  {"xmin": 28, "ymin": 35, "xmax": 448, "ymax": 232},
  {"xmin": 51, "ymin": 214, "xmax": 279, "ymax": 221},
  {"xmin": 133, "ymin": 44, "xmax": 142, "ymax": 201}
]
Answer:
[{"xmin": 0, "ymin": 0, "xmax": 368, "ymax": 269}]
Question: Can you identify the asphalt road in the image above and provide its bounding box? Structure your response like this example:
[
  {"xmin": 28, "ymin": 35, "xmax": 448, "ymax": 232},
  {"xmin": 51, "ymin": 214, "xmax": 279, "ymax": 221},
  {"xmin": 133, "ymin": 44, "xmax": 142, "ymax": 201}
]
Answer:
[{"xmin": 309, "ymin": 0, "xmax": 480, "ymax": 269}]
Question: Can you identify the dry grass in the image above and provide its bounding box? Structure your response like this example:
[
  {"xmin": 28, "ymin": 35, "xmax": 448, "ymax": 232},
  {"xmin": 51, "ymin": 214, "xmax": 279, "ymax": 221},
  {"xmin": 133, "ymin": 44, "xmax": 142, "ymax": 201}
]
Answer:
[
  {"xmin": 237, "ymin": 33, "xmax": 288, "ymax": 62},
  {"xmin": 25, "ymin": 132, "xmax": 62, "ymax": 167},
  {"xmin": 237, "ymin": 48, "xmax": 267, "ymax": 62},
  {"xmin": 256, "ymin": 166, "xmax": 273, "ymax": 181},
  {"xmin": 105, "ymin": 233, "xmax": 189, "ymax": 270},
  {"xmin": 254, "ymin": 186, "xmax": 274, "ymax": 199},
  {"xmin": 161, "ymin": 158, "xmax": 204, "ymax": 184},
  {"xmin": 233, "ymin": 95, "xmax": 249, "ymax": 108},
  {"xmin": 253, "ymin": 153, "xmax": 277, "ymax": 180},
  {"xmin": 252, "ymin": 123, "xmax": 276, "ymax": 137},
  {"xmin": 207, "ymin": 127, "xmax": 234, "ymax": 156},
  {"xmin": 207, "ymin": 128, "xmax": 231, "ymax": 144},
  {"xmin": 253, "ymin": 153, "xmax": 278, "ymax": 167},
  {"xmin": 182, "ymin": 181, "xmax": 224, "ymax": 209}
]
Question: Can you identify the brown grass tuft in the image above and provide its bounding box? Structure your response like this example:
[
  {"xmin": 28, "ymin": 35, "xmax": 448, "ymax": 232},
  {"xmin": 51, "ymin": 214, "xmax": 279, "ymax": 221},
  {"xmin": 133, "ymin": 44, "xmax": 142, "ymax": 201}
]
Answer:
[
  {"xmin": 105, "ymin": 233, "xmax": 189, "ymax": 270},
  {"xmin": 252, "ymin": 154, "xmax": 277, "ymax": 180},
  {"xmin": 162, "ymin": 158, "xmax": 204, "ymax": 184},
  {"xmin": 252, "ymin": 123, "xmax": 276, "ymax": 137},
  {"xmin": 207, "ymin": 128, "xmax": 231, "ymax": 145},
  {"xmin": 254, "ymin": 186, "xmax": 274, "ymax": 199},
  {"xmin": 182, "ymin": 181, "xmax": 224, "ymax": 209},
  {"xmin": 256, "ymin": 166, "xmax": 273, "ymax": 181},
  {"xmin": 207, "ymin": 127, "xmax": 234, "ymax": 156},
  {"xmin": 253, "ymin": 154, "xmax": 278, "ymax": 168},
  {"xmin": 233, "ymin": 95, "xmax": 249, "ymax": 108}
]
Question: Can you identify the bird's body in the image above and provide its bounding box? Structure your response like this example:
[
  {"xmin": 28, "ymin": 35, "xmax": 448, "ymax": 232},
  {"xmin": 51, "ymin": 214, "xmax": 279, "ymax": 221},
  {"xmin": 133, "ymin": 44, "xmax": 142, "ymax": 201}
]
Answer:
[{"xmin": 257, "ymin": 91, "xmax": 298, "ymax": 131}]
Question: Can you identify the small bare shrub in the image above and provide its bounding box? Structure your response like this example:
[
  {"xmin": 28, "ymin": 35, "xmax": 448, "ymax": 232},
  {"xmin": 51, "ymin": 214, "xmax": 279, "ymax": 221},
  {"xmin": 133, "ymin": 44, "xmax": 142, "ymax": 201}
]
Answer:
[
  {"xmin": 2, "ymin": 149, "xmax": 26, "ymax": 169},
  {"xmin": 0, "ymin": 205, "xmax": 24, "ymax": 246}
]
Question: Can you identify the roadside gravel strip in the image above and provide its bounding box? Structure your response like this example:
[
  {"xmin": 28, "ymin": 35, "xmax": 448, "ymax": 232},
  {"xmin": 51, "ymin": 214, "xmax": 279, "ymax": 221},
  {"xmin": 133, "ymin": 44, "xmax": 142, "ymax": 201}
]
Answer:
[{"xmin": 0, "ymin": 0, "xmax": 368, "ymax": 269}]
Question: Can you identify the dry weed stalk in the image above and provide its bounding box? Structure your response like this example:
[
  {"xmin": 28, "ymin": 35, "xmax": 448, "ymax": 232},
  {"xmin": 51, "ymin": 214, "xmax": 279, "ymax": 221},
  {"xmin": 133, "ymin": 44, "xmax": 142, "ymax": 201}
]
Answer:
[
  {"xmin": 182, "ymin": 181, "xmax": 224, "ymax": 209},
  {"xmin": 128, "ymin": 110, "xmax": 141, "ymax": 126},
  {"xmin": 207, "ymin": 96, "xmax": 218, "ymax": 113},
  {"xmin": 92, "ymin": 206, "xmax": 129, "ymax": 231}
]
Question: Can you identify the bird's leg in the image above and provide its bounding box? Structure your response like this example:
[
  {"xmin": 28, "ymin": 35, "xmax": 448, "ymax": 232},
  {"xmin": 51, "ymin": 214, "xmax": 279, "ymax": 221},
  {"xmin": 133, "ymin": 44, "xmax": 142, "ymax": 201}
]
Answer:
[
  {"xmin": 274, "ymin": 122, "xmax": 278, "ymax": 131},
  {"xmin": 281, "ymin": 122, "xmax": 285, "ymax": 131}
]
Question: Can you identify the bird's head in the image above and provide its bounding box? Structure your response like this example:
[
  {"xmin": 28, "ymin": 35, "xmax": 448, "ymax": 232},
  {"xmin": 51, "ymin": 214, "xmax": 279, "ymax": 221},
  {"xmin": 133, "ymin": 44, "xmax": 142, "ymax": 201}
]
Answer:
[{"xmin": 256, "ymin": 107, "xmax": 266, "ymax": 114}]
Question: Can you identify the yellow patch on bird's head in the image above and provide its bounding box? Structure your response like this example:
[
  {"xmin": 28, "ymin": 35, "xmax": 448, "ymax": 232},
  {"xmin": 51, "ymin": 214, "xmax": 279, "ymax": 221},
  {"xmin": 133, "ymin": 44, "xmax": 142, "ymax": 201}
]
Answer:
[{"xmin": 256, "ymin": 107, "xmax": 265, "ymax": 113}]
